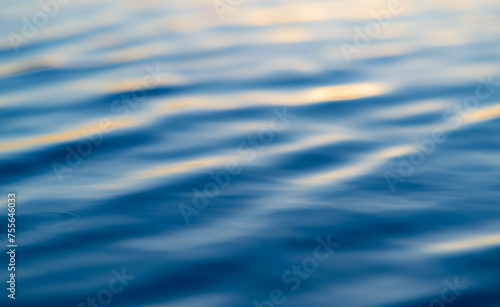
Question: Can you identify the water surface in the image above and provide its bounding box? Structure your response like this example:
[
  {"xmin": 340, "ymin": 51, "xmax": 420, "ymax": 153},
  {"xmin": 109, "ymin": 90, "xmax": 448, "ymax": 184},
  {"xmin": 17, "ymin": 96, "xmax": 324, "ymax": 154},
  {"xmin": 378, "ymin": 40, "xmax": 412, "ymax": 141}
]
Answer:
[{"xmin": 1, "ymin": 0, "xmax": 500, "ymax": 306}]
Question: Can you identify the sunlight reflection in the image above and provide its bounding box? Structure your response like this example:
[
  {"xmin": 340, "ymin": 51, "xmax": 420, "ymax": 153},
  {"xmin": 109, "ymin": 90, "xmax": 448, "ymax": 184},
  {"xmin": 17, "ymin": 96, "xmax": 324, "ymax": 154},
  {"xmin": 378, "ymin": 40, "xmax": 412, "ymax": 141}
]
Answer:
[
  {"xmin": 468, "ymin": 104, "xmax": 500, "ymax": 123},
  {"xmin": 308, "ymin": 83, "xmax": 388, "ymax": 102},
  {"xmin": 0, "ymin": 120, "xmax": 136, "ymax": 153},
  {"xmin": 424, "ymin": 234, "xmax": 500, "ymax": 253},
  {"xmin": 293, "ymin": 145, "xmax": 413, "ymax": 185}
]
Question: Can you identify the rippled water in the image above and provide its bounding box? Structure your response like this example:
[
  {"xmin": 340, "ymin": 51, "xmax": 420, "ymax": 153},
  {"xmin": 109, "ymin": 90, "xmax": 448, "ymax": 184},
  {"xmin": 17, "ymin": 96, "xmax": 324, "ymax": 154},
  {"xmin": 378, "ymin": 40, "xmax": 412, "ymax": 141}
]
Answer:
[{"xmin": 1, "ymin": 0, "xmax": 500, "ymax": 306}]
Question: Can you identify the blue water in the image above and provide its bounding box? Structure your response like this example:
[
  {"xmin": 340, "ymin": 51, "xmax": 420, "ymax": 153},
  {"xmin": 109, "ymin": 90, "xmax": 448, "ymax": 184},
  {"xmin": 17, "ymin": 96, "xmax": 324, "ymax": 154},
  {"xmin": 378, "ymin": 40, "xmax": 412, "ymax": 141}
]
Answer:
[{"xmin": 1, "ymin": 0, "xmax": 500, "ymax": 306}]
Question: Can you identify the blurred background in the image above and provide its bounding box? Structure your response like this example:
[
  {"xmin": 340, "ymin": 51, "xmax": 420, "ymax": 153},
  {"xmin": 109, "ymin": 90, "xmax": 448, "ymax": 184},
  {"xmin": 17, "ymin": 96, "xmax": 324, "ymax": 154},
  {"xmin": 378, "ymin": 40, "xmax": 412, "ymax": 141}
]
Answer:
[{"xmin": 1, "ymin": 0, "xmax": 500, "ymax": 306}]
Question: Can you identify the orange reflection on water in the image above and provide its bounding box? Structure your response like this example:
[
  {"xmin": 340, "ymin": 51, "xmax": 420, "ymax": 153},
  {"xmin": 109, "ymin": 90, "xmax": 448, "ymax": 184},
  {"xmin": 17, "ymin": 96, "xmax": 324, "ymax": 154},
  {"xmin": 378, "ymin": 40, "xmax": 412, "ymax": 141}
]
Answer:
[
  {"xmin": 468, "ymin": 104, "xmax": 500, "ymax": 123},
  {"xmin": 226, "ymin": 0, "xmax": 394, "ymax": 27},
  {"xmin": 0, "ymin": 120, "xmax": 136, "ymax": 153},
  {"xmin": 294, "ymin": 145, "xmax": 413, "ymax": 186},
  {"xmin": 134, "ymin": 156, "xmax": 233, "ymax": 180},
  {"xmin": 424, "ymin": 233, "xmax": 500, "ymax": 253},
  {"xmin": 308, "ymin": 83, "xmax": 388, "ymax": 102},
  {"xmin": 0, "ymin": 56, "xmax": 62, "ymax": 77}
]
